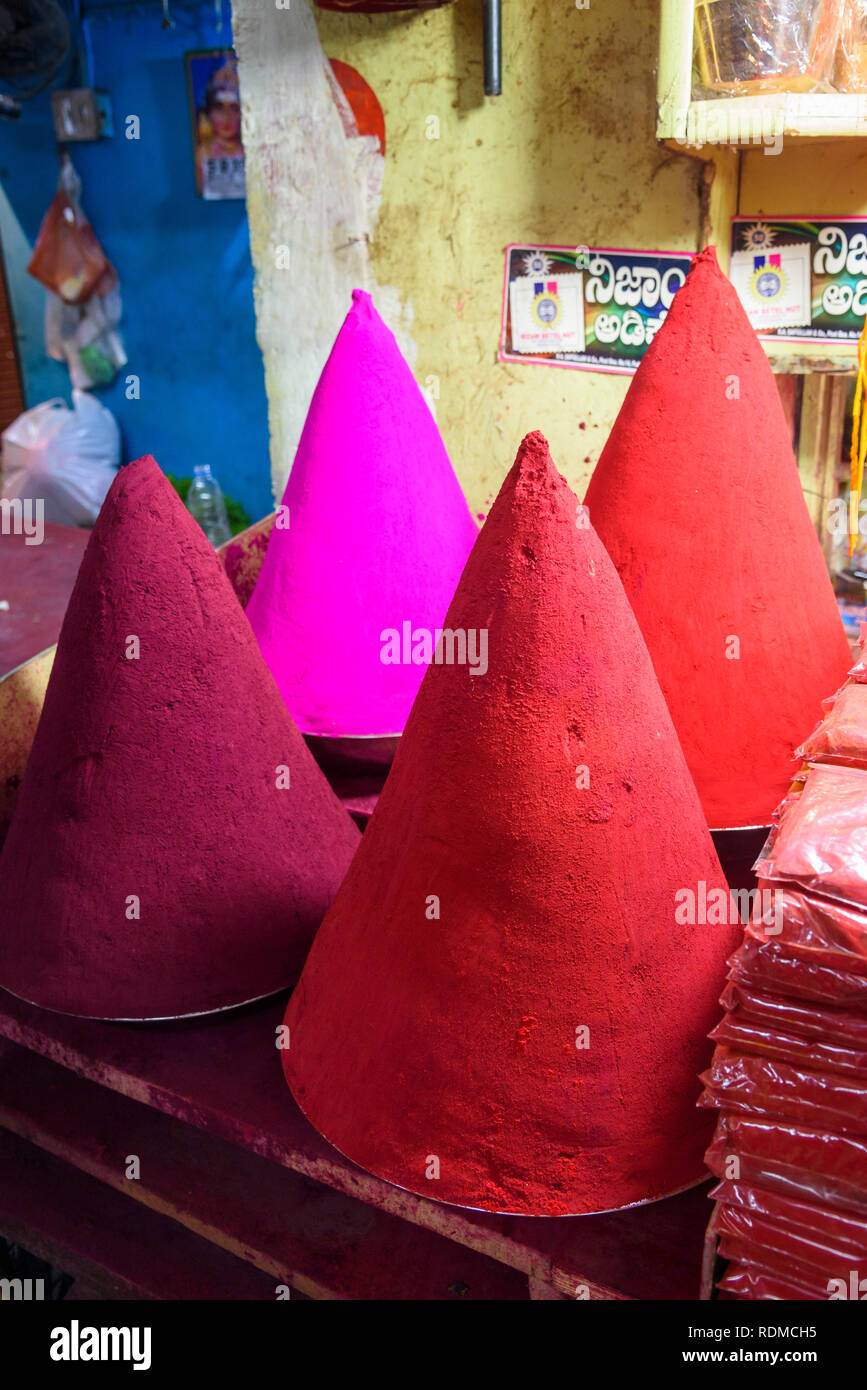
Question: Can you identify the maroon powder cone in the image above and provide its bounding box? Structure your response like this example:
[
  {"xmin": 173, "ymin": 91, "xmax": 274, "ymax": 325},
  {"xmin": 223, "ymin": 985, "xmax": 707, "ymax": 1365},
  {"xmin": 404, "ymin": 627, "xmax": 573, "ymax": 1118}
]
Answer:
[
  {"xmin": 0, "ymin": 456, "xmax": 360, "ymax": 1020},
  {"xmin": 282, "ymin": 432, "xmax": 739, "ymax": 1216},
  {"xmin": 584, "ymin": 245, "xmax": 851, "ymax": 830}
]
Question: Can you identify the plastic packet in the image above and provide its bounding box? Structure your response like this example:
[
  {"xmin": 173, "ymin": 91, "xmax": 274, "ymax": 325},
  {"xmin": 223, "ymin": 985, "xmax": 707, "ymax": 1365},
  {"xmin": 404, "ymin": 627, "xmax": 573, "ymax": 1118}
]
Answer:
[
  {"xmin": 712, "ymin": 1011, "xmax": 867, "ymax": 1074},
  {"xmin": 720, "ymin": 977, "xmax": 867, "ymax": 1046},
  {"xmin": 717, "ymin": 1231, "xmax": 837, "ymax": 1298},
  {"xmin": 693, "ymin": 0, "xmax": 844, "ymax": 97},
  {"xmin": 27, "ymin": 156, "xmax": 114, "ymax": 306},
  {"xmin": 711, "ymin": 1177, "xmax": 867, "ymax": 1256},
  {"xmin": 728, "ymin": 932, "xmax": 867, "ymax": 1009},
  {"xmin": 717, "ymin": 1203, "xmax": 865, "ymax": 1283},
  {"xmin": 795, "ymin": 681, "xmax": 867, "ymax": 766},
  {"xmin": 704, "ymin": 1112, "xmax": 867, "ymax": 1213},
  {"xmin": 1, "ymin": 391, "xmax": 119, "ymax": 526},
  {"xmin": 700, "ymin": 1045, "xmax": 867, "ymax": 1134},
  {"xmin": 45, "ymin": 284, "xmax": 127, "ymax": 390},
  {"xmin": 748, "ymin": 888, "xmax": 867, "ymax": 973},
  {"xmin": 755, "ymin": 763, "xmax": 867, "ymax": 910},
  {"xmin": 836, "ymin": 0, "xmax": 867, "ymax": 89},
  {"xmin": 717, "ymin": 1260, "xmax": 818, "ymax": 1299}
]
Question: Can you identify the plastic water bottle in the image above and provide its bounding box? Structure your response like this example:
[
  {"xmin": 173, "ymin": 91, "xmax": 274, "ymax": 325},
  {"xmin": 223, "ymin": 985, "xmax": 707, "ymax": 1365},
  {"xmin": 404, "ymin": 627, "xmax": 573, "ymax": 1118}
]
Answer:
[{"xmin": 186, "ymin": 463, "xmax": 231, "ymax": 548}]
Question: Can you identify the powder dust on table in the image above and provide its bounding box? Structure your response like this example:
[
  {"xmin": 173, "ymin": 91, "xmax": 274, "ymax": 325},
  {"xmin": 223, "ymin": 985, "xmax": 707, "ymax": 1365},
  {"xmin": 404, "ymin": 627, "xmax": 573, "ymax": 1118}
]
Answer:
[
  {"xmin": 245, "ymin": 289, "xmax": 479, "ymax": 739},
  {"xmin": 584, "ymin": 246, "xmax": 851, "ymax": 831},
  {"xmin": 282, "ymin": 431, "xmax": 740, "ymax": 1217},
  {"xmin": 0, "ymin": 456, "xmax": 360, "ymax": 1021}
]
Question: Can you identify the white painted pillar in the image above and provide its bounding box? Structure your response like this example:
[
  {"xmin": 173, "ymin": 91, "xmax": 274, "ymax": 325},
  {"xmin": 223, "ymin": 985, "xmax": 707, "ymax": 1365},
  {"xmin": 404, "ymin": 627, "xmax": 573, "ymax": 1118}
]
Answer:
[{"xmin": 231, "ymin": 0, "xmax": 380, "ymax": 501}]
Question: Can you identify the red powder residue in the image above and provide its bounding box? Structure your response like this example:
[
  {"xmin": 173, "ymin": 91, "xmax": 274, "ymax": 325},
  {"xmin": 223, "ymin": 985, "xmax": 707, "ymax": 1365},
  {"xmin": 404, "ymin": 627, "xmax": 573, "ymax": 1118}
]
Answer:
[
  {"xmin": 282, "ymin": 431, "xmax": 739, "ymax": 1216},
  {"xmin": 0, "ymin": 456, "xmax": 360, "ymax": 1020},
  {"xmin": 514, "ymin": 1015, "xmax": 539, "ymax": 1053},
  {"xmin": 585, "ymin": 246, "xmax": 851, "ymax": 830}
]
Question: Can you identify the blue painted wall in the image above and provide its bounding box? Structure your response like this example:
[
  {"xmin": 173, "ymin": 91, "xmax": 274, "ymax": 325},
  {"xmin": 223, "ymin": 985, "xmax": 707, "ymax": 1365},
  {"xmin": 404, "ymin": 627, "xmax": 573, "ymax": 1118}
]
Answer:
[{"xmin": 0, "ymin": 0, "xmax": 272, "ymax": 522}]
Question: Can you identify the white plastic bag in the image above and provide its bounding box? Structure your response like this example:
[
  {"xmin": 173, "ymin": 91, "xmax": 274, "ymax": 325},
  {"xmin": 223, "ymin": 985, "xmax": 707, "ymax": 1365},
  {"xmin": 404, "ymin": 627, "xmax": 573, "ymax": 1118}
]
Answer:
[
  {"xmin": 45, "ymin": 284, "xmax": 127, "ymax": 390},
  {"xmin": 1, "ymin": 391, "xmax": 120, "ymax": 527}
]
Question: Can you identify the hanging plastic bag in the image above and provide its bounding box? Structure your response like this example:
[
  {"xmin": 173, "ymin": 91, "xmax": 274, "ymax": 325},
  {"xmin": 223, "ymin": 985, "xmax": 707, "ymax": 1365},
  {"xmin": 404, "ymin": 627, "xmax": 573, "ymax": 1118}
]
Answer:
[
  {"xmin": 27, "ymin": 156, "xmax": 114, "ymax": 306},
  {"xmin": 45, "ymin": 282, "xmax": 127, "ymax": 390},
  {"xmin": 1, "ymin": 391, "xmax": 120, "ymax": 527}
]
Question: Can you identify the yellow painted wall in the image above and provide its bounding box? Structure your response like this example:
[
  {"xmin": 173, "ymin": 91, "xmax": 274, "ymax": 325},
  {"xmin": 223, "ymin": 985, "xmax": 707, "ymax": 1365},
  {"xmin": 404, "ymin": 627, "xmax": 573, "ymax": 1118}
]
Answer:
[
  {"xmin": 740, "ymin": 143, "xmax": 867, "ymax": 218},
  {"xmin": 732, "ymin": 142, "xmax": 867, "ymax": 372},
  {"xmin": 313, "ymin": 1, "xmax": 703, "ymax": 517}
]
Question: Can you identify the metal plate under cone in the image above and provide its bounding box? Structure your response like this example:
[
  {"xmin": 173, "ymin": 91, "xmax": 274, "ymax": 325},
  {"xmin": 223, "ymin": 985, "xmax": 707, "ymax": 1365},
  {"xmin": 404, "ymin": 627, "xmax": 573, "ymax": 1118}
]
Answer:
[
  {"xmin": 0, "ymin": 979, "xmax": 290, "ymax": 1025},
  {"xmin": 304, "ymin": 732, "xmax": 400, "ymax": 773},
  {"xmin": 288, "ymin": 1082, "xmax": 711, "ymax": 1219}
]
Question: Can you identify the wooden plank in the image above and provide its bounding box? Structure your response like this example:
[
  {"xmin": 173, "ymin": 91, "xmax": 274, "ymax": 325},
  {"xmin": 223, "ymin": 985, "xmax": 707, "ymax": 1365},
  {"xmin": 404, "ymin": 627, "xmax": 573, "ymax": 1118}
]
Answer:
[
  {"xmin": 527, "ymin": 1275, "xmax": 570, "ymax": 1301},
  {"xmin": 701, "ymin": 1202, "xmax": 723, "ymax": 1302},
  {"xmin": 0, "ymin": 1041, "xmax": 527, "ymax": 1302},
  {"xmin": 656, "ymin": 0, "xmax": 694, "ymax": 141},
  {"xmin": 0, "ymin": 988, "xmax": 709, "ymax": 1299},
  {"xmin": 0, "ymin": 225, "xmax": 25, "ymax": 435},
  {"xmin": 796, "ymin": 374, "xmax": 849, "ymax": 563},
  {"xmin": 0, "ymin": 1128, "xmax": 278, "ymax": 1300}
]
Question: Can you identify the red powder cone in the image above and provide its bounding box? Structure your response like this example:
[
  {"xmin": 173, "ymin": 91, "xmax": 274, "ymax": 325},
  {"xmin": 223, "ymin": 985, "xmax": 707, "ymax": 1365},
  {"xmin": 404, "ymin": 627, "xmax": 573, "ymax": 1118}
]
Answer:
[
  {"xmin": 0, "ymin": 457, "xmax": 360, "ymax": 1020},
  {"xmin": 282, "ymin": 432, "xmax": 740, "ymax": 1216},
  {"xmin": 584, "ymin": 246, "xmax": 851, "ymax": 830},
  {"xmin": 245, "ymin": 289, "xmax": 478, "ymax": 740}
]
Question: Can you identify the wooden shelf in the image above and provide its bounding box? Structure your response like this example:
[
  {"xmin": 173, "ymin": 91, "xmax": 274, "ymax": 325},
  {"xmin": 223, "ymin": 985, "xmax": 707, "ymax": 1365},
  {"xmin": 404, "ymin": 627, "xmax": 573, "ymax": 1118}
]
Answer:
[
  {"xmin": 0, "ymin": 987, "xmax": 711, "ymax": 1301},
  {"xmin": 657, "ymin": 1, "xmax": 867, "ymax": 147}
]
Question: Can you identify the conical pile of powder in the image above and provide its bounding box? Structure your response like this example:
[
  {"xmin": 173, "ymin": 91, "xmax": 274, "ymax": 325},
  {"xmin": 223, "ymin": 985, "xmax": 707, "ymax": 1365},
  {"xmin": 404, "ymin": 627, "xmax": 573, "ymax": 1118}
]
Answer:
[
  {"xmin": 584, "ymin": 246, "xmax": 851, "ymax": 829},
  {"xmin": 282, "ymin": 432, "xmax": 740, "ymax": 1215},
  {"xmin": 246, "ymin": 289, "xmax": 478, "ymax": 738},
  {"xmin": 0, "ymin": 456, "xmax": 360, "ymax": 1019}
]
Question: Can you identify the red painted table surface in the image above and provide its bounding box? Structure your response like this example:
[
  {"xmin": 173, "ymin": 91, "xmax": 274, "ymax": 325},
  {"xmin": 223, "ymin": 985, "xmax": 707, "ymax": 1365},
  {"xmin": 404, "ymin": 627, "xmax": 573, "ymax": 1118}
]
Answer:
[
  {"xmin": 0, "ymin": 987, "xmax": 711, "ymax": 1299},
  {"xmin": 0, "ymin": 524, "xmax": 89, "ymax": 678}
]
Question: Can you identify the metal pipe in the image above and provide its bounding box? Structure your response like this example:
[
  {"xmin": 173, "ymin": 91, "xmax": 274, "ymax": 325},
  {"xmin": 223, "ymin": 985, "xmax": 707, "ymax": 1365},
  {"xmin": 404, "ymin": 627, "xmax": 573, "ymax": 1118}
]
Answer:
[{"xmin": 483, "ymin": 0, "xmax": 501, "ymax": 97}]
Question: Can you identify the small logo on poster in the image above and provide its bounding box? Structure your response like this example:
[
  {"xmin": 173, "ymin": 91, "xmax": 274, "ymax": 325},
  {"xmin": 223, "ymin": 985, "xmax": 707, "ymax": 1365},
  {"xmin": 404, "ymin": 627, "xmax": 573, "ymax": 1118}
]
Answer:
[
  {"xmin": 533, "ymin": 282, "xmax": 561, "ymax": 326},
  {"xmin": 751, "ymin": 258, "xmax": 786, "ymax": 301}
]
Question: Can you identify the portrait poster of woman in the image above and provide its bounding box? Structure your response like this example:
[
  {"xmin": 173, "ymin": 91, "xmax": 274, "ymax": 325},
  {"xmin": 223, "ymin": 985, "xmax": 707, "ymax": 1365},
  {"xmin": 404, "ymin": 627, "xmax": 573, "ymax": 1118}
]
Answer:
[{"xmin": 186, "ymin": 49, "xmax": 245, "ymax": 201}]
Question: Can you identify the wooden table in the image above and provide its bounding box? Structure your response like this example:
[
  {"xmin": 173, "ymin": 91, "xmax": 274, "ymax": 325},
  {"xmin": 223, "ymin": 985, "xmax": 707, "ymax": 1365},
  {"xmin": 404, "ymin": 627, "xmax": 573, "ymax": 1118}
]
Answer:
[
  {"xmin": 0, "ymin": 987, "xmax": 711, "ymax": 1301},
  {"xmin": 0, "ymin": 524, "xmax": 88, "ymax": 678}
]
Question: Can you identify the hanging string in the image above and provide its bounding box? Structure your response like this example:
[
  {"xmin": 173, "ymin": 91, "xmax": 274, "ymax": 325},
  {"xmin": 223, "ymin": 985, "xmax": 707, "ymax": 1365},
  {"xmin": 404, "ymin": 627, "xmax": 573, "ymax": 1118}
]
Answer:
[{"xmin": 849, "ymin": 315, "xmax": 867, "ymax": 557}]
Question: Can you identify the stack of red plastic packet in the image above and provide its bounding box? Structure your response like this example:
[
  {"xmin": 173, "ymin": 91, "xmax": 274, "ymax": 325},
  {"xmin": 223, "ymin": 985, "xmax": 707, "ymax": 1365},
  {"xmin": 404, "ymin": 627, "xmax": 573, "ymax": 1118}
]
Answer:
[{"xmin": 700, "ymin": 628, "xmax": 867, "ymax": 1300}]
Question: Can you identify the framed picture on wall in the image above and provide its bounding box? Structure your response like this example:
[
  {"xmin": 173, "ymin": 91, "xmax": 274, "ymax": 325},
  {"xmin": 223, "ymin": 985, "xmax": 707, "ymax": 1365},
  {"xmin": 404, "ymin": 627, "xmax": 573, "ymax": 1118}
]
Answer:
[{"xmin": 186, "ymin": 49, "xmax": 245, "ymax": 200}]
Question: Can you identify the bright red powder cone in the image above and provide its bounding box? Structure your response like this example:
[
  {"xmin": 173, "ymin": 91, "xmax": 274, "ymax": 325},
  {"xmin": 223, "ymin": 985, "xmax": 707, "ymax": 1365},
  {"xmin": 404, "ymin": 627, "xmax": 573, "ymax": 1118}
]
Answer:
[
  {"xmin": 584, "ymin": 246, "xmax": 851, "ymax": 831},
  {"xmin": 282, "ymin": 432, "xmax": 740, "ymax": 1216},
  {"xmin": 245, "ymin": 289, "xmax": 479, "ymax": 739},
  {"xmin": 0, "ymin": 457, "xmax": 360, "ymax": 1020}
]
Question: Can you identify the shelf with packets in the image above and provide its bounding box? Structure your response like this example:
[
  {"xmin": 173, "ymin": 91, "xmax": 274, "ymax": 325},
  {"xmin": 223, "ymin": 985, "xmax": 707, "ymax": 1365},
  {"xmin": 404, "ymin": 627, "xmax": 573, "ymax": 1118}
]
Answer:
[
  {"xmin": 699, "ymin": 638, "xmax": 867, "ymax": 1300},
  {"xmin": 658, "ymin": 1, "xmax": 867, "ymax": 148}
]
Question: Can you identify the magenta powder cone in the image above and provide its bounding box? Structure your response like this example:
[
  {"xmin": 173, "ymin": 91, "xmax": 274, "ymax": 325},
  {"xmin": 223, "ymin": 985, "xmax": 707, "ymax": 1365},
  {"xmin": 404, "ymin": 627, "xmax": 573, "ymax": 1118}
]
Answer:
[
  {"xmin": 246, "ymin": 290, "xmax": 479, "ymax": 738},
  {"xmin": 0, "ymin": 456, "xmax": 360, "ymax": 1020}
]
